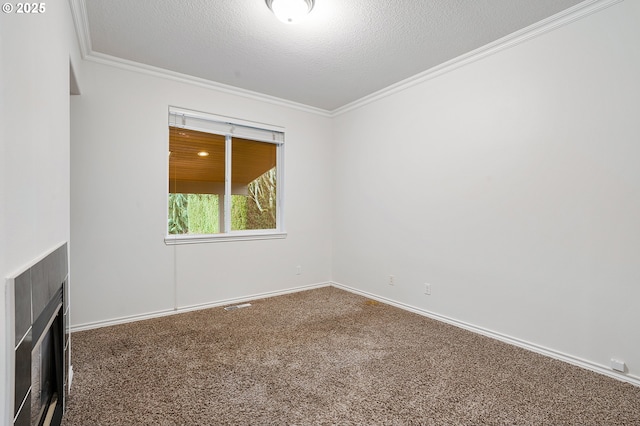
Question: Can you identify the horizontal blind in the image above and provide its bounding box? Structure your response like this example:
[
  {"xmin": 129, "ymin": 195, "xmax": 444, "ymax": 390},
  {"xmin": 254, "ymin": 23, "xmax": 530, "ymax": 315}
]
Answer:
[{"xmin": 169, "ymin": 107, "xmax": 284, "ymax": 144}]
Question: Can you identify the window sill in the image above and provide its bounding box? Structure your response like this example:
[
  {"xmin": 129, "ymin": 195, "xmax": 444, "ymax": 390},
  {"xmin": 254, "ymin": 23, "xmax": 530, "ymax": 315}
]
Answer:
[{"xmin": 164, "ymin": 231, "xmax": 287, "ymax": 245}]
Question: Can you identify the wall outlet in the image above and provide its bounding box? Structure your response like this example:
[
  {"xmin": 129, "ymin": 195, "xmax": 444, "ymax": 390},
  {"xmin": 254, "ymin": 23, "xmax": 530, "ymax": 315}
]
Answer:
[
  {"xmin": 611, "ymin": 358, "xmax": 626, "ymax": 372},
  {"xmin": 389, "ymin": 275, "xmax": 394, "ymax": 286},
  {"xmin": 296, "ymin": 265, "xmax": 302, "ymax": 275},
  {"xmin": 424, "ymin": 283, "xmax": 431, "ymax": 295}
]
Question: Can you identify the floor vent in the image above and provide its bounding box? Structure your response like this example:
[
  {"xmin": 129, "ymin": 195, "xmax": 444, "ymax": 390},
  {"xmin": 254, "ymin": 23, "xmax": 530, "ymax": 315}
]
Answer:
[{"xmin": 224, "ymin": 303, "xmax": 252, "ymax": 311}]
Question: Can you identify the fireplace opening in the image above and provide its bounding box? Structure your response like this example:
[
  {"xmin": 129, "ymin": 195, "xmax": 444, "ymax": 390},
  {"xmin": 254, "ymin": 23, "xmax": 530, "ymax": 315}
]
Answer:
[
  {"xmin": 31, "ymin": 304, "xmax": 63, "ymax": 426},
  {"xmin": 9, "ymin": 242, "xmax": 69, "ymax": 426}
]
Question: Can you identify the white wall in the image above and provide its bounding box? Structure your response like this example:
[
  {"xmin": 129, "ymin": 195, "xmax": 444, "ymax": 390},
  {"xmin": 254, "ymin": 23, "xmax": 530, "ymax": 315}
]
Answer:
[
  {"xmin": 70, "ymin": 62, "xmax": 333, "ymax": 328},
  {"xmin": 59, "ymin": 0, "xmax": 640, "ymax": 393},
  {"xmin": 332, "ymin": 0, "xmax": 640, "ymax": 380},
  {"xmin": 1, "ymin": 1, "xmax": 80, "ymax": 422}
]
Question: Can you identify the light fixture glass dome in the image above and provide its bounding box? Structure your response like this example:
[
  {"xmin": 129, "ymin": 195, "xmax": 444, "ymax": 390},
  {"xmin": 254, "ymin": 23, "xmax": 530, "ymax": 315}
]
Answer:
[{"xmin": 266, "ymin": 0, "xmax": 315, "ymax": 24}]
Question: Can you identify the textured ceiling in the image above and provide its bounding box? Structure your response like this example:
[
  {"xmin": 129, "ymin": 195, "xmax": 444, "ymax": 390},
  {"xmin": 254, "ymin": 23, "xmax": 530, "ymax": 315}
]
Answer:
[{"xmin": 80, "ymin": 0, "xmax": 586, "ymax": 112}]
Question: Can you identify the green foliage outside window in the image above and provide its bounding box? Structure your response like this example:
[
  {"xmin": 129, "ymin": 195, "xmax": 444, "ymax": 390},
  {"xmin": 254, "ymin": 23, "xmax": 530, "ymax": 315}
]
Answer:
[
  {"xmin": 168, "ymin": 167, "xmax": 277, "ymax": 234},
  {"xmin": 168, "ymin": 194, "xmax": 219, "ymax": 234},
  {"xmin": 187, "ymin": 194, "xmax": 219, "ymax": 234},
  {"xmin": 231, "ymin": 195, "xmax": 247, "ymax": 231},
  {"xmin": 246, "ymin": 167, "xmax": 277, "ymax": 230},
  {"xmin": 168, "ymin": 193, "xmax": 189, "ymax": 234}
]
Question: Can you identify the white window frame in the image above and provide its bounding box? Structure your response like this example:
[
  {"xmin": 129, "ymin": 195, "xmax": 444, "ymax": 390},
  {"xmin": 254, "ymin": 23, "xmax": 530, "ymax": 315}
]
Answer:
[{"xmin": 165, "ymin": 107, "xmax": 286, "ymax": 245}]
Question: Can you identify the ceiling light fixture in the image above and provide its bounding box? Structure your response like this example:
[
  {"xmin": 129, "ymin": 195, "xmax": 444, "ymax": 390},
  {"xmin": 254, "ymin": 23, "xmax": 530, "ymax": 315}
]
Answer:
[
  {"xmin": 197, "ymin": 151, "xmax": 209, "ymax": 157},
  {"xmin": 265, "ymin": 0, "xmax": 315, "ymax": 24}
]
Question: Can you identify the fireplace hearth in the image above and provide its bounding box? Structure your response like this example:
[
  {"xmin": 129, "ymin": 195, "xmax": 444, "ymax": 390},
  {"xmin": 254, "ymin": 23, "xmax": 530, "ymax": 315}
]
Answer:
[{"xmin": 7, "ymin": 243, "xmax": 69, "ymax": 426}]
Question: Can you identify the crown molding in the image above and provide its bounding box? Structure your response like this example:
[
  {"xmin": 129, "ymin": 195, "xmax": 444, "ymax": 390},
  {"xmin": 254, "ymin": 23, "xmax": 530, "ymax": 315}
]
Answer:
[
  {"xmin": 68, "ymin": 0, "xmax": 91, "ymax": 58},
  {"xmin": 67, "ymin": 0, "xmax": 332, "ymax": 117},
  {"xmin": 69, "ymin": 0, "xmax": 622, "ymax": 118},
  {"xmin": 331, "ymin": 0, "xmax": 624, "ymax": 116},
  {"xmin": 84, "ymin": 51, "xmax": 333, "ymax": 117}
]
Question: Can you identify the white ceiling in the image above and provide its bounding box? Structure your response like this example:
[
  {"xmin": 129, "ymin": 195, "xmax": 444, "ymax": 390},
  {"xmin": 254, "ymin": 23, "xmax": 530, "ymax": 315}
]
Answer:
[{"xmin": 77, "ymin": 0, "xmax": 587, "ymax": 112}]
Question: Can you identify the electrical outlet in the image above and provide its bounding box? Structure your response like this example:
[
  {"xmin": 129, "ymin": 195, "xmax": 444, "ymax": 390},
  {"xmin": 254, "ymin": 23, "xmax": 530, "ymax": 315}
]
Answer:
[
  {"xmin": 611, "ymin": 358, "xmax": 626, "ymax": 372},
  {"xmin": 296, "ymin": 265, "xmax": 302, "ymax": 275},
  {"xmin": 424, "ymin": 283, "xmax": 431, "ymax": 295},
  {"xmin": 389, "ymin": 275, "xmax": 394, "ymax": 286}
]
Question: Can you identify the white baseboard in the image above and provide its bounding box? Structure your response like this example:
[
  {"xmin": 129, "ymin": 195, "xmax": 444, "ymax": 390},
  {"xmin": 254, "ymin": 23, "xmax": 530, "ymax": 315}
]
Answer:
[
  {"xmin": 69, "ymin": 282, "xmax": 331, "ymax": 332},
  {"xmin": 68, "ymin": 280, "xmax": 639, "ymax": 388},
  {"xmin": 331, "ymin": 281, "xmax": 640, "ymax": 388}
]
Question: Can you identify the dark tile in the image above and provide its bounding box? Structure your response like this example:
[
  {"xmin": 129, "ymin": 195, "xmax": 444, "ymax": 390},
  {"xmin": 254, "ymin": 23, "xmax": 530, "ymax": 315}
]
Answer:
[
  {"xmin": 14, "ymin": 271, "xmax": 31, "ymax": 346},
  {"xmin": 31, "ymin": 260, "xmax": 48, "ymax": 322},
  {"xmin": 58, "ymin": 243, "xmax": 69, "ymax": 281},
  {"xmin": 45, "ymin": 251, "xmax": 62, "ymax": 299},
  {"xmin": 14, "ymin": 330, "xmax": 32, "ymax": 417},
  {"xmin": 13, "ymin": 390, "xmax": 31, "ymax": 426}
]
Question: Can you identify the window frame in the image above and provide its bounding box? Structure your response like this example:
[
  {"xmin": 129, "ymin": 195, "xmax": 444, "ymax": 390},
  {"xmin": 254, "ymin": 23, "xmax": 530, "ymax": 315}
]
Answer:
[{"xmin": 164, "ymin": 107, "xmax": 286, "ymax": 245}]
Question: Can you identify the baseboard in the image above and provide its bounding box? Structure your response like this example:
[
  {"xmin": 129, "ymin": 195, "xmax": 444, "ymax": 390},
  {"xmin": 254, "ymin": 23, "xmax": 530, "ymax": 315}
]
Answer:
[
  {"xmin": 70, "ymin": 307, "xmax": 176, "ymax": 332},
  {"xmin": 68, "ymin": 280, "xmax": 639, "ymax": 387},
  {"xmin": 69, "ymin": 282, "xmax": 331, "ymax": 332},
  {"xmin": 172, "ymin": 282, "xmax": 330, "ymax": 315},
  {"xmin": 330, "ymin": 281, "xmax": 640, "ymax": 388}
]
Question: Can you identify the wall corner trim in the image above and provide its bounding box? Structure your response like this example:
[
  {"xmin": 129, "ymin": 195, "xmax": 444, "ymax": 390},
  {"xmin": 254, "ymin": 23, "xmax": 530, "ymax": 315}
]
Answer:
[{"xmin": 68, "ymin": 0, "xmax": 92, "ymax": 58}]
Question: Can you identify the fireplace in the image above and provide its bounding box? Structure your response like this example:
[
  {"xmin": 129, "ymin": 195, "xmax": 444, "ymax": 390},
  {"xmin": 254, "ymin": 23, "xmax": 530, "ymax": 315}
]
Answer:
[
  {"xmin": 7, "ymin": 243, "xmax": 69, "ymax": 426},
  {"xmin": 31, "ymin": 301, "xmax": 64, "ymax": 425}
]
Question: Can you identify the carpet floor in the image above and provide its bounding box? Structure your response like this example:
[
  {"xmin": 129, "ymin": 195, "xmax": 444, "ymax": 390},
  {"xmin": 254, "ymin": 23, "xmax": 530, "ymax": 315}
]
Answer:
[{"xmin": 62, "ymin": 287, "xmax": 640, "ymax": 425}]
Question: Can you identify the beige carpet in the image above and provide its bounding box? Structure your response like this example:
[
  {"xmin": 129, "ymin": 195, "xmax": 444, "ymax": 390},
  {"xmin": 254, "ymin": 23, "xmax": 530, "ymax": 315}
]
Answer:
[{"xmin": 62, "ymin": 287, "xmax": 640, "ymax": 425}]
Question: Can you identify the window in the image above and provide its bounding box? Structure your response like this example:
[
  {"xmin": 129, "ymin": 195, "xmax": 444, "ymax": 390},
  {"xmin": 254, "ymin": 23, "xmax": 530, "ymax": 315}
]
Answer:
[{"xmin": 165, "ymin": 107, "xmax": 285, "ymax": 244}]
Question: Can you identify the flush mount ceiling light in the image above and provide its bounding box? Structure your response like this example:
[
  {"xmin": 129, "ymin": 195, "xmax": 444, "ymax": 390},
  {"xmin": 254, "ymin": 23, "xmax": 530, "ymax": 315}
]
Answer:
[
  {"xmin": 265, "ymin": 0, "xmax": 315, "ymax": 24},
  {"xmin": 197, "ymin": 151, "xmax": 209, "ymax": 157}
]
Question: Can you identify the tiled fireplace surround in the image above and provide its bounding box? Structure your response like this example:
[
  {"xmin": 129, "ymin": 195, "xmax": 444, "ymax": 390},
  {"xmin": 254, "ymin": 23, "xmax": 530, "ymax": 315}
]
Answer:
[{"xmin": 7, "ymin": 243, "xmax": 69, "ymax": 426}]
